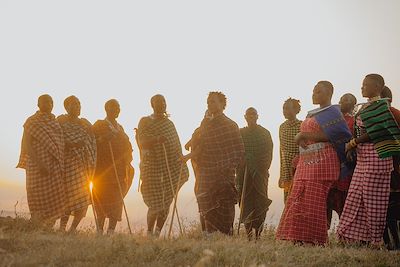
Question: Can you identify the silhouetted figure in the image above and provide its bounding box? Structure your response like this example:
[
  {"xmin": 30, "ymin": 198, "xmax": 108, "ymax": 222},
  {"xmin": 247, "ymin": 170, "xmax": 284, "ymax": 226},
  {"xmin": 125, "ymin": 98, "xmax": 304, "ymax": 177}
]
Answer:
[
  {"xmin": 57, "ymin": 96, "xmax": 97, "ymax": 232},
  {"xmin": 237, "ymin": 107, "xmax": 273, "ymax": 240},
  {"xmin": 381, "ymin": 86, "xmax": 400, "ymax": 250},
  {"xmin": 278, "ymin": 98, "xmax": 302, "ymax": 203},
  {"xmin": 194, "ymin": 92, "xmax": 245, "ymax": 235},
  {"xmin": 338, "ymin": 74, "xmax": 400, "ymax": 247},
  {"xmin": 326, "ymin": 93, "xmax": 357, "ymax": 228},
  {"xmin": 277, "ymin": 81, "xmax": 352, "ymax": 245},
  {"xmin": 92, "ymin": 99, "xmax": 133, "ymax": 234},
  {"xmin": 136, "ymin": 94, "xmax": 189, "ymax": 237},
  {"xmin": 17, "ymin": 94, "xmax": 66, "ymax": 226}
]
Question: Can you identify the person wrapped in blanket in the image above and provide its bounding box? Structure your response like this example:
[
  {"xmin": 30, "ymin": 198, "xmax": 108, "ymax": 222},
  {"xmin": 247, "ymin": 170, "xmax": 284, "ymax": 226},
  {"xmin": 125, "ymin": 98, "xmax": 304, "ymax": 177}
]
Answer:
[
  {"xmin": 137, "ymin": 94, "xmax": 189, "ymax": 237},
  {"xmin": 92, "ymin": 99, "xmax": 134, "ymax": 234},
  {"xmin": 182, "ymin": 92, "xmax": 245, "ymax": 235},
  {"xmin": 337, "ymin": 74, "xmax": 400, "ymax": 247},
  {"xmin": 381, "ymin": 86, "xmax": 400, "ymax": 250},
  {"xmin": 276, "ymin": 81, "xmax": 352, "ymax": 245},
  {"xmin": 236, "ymin": 107, "xmax": 273, "ymax": 240},
  {"xmin": 57, "ymin": 96, "xmax": 97, "ymax": 232},
  {"xmin": 17, "ymin": 94, "xmax": 66, "ymax": 227}
]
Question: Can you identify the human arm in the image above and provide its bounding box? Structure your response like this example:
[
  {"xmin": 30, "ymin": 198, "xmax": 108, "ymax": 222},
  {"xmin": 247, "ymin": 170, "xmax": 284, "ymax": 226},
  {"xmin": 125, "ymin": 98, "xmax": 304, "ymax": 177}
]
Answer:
[{"xmin": 345, "ymin": 133, "xmax": 370, "ymax": 152}]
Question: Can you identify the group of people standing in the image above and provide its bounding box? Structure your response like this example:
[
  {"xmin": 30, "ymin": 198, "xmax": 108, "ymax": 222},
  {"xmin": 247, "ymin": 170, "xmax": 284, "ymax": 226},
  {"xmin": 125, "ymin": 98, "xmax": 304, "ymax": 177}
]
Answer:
[
  {"xmin": 17, "ymin": 91, "xmax": 265, "ymax": 238},
  {"xmin": 276, "ymin": 74, "xmax": 400, "ymax": 249},
  {"xmin": 17, "ymin": 73, "xmax": 400, "ymax": 249},
  {"xmin": 18, "ymin": 96, "xmax": 134, "ymax": 234}
]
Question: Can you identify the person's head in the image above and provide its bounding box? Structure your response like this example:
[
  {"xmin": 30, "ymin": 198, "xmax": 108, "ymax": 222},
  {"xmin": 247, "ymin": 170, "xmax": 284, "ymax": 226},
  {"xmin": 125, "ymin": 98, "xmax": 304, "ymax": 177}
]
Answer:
[
  {"xmin": 105, "ymin": 99, "xmax": 120, "ymax": 119},
  {"xmin": 312, "ymin": 81, "xmax": 334, "ymax": 106},
  {"xmin": 207, "ymin": 91, "xmax": 227, "ymax": 115},
  {"xmin": 381, "ymin": 86, "xmax": 393, "ymax": 104},
  {"xmin": 64, "ymin": 95, "xmax": 81, "ymax": 117},
  {"xmin": 244, "ymin": 107, "xmax": 258, "ymax": 127},
  {"xmin": 339, "ymin": 93, "xmax": 357, "ymax": 114},
  {"xmin": 150, "ymin": 94, "xmax": 167, "ymax": 115},
  {"xmin": 38, "ymin": 94, "xmax": 53, "ymax": 114},
  {"xmin": 283, "ymin": 98, "xmax": 301, "ymax": 120},
  {"xmin": 362, "ymin": 74, "xmax": 385, "ymax": 98}
]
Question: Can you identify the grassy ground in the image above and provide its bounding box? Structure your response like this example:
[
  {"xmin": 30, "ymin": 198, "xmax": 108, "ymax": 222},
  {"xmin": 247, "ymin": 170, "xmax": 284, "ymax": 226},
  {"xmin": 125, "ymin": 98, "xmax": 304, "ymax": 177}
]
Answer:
[{"xmin": 0, "ymin": 217, "xmax": 399, "ymax": 267}]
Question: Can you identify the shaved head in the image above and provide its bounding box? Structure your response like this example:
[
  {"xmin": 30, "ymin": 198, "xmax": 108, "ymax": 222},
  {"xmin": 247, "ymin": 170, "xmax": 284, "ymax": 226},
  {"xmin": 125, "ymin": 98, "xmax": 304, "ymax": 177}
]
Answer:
[
  {"xmin": 245, "ymin": 107, "xmax": 258, "ymax": 115},
  {"xmin": 37, "ymin": 94, "xmax": 53, "ymax": 114},
  {"xmin": 38, "ymin": 94, "xmax": 52, "ymax": 105},
  {"xmin": 105, "ymin": 99, "xmax": 119, "ymax": 111},
  {"xmin": 317, "ymin": 81, "xmax": 334, "ymax": 96}
]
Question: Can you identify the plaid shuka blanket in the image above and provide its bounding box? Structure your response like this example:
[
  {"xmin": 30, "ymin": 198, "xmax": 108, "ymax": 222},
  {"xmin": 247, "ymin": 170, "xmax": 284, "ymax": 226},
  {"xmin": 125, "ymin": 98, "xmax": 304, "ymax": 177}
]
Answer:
[
  {"xmin": 17, "ymin": 111, "xmax": 66, "ymax": 221},
  {"xmin": 137, "ymin": 116, "xmax": 189, "ymax": 213},
  {"xmin": 236, "ymin": 125, "xmax": 273, "ymax": 227},
  {"xmin": 359, "ymin": 100, "xmax": 400, "ymax": 158},
  {"xmin": 58, "ymin": 115, "xmax": 96, "ymax": 214},
  {"xmin": 196, "ymin": 114, "xmax": 245, "ymax": 216},
  {"xmin": 278, "ymin": 119, "xmax": 301, "ymax": 189}
]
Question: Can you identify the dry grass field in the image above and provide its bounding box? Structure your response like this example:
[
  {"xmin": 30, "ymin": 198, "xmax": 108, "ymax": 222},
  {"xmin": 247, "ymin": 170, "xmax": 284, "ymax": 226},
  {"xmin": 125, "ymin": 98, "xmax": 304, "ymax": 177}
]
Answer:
[{"xmin": 0, "ymin": 217, "xmax": 399, "ymax": 267}]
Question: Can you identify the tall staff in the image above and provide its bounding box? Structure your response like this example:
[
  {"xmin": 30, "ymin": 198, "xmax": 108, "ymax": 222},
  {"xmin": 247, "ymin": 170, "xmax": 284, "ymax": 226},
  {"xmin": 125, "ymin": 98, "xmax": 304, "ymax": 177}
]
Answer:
[
  {"xmin": 167, "ymin": 164, "xmax": 184, "ymax": 238},
  {"xmin": 162, "ymin": 143, "xmax": 184, "ymax": 236},
  {"xmin": 237, "ymin": 166, "xmax": 248, "ymax": 235},
  {"xmin": 109, "ymin": 142, "xmax": 133, "ymax": 234}
]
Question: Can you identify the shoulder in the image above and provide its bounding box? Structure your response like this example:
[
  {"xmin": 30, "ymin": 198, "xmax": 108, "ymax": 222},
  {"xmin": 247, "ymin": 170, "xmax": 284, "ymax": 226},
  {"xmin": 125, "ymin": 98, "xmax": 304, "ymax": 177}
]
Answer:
[
  {"xmin": 79, "ymin": 118, "xmax": 92, "ymax": 127},
  {"xmin": 261, "ymin": 125, "xmax": 272, "ymax": 135},
  {"xmin": 390, "ymin": 106, "xmax": 400, "ymax": 115},
  {"xmin": 223, "ymin": 115, "xmax": 239, "ymax": 129},
  {"xmin": 257, "ymin": 125, "xmax": 269, "ymax": 132},
  {"xmin": 239, "ymin": 127, "xmax": 248, "ymax": 135},
  {"xmin": 56, "ymin": 114, "xmax": 69, "ymax": 124},
  {"xmin": 24, "ymin": 113, "xmax": 37, "ymax": 124},
  {"xmin": 92, "ymin": 120, "xmax": 109, "ymax": 132},
  {"xmin": 93, "ymin": 119, "xmax": 106, "ymax": 127},
  {"xmin": 138, "ymin": 116, "xmax": 153, "ymax": 130},
  {"xmin": 24, "ymin": 112, "xmax": 42, "ymax": 128},
  {"xmin": 117, "ymin": 122, "xmax": 126, "ymax": 133}
]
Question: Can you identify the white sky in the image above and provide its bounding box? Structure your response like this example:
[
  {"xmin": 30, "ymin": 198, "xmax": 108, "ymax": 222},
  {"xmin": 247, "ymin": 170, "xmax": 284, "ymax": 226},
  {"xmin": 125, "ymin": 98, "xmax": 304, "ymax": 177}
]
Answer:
[{"xmin": 0, "ymin": 0, "xmax": 399, "ymax": 227}]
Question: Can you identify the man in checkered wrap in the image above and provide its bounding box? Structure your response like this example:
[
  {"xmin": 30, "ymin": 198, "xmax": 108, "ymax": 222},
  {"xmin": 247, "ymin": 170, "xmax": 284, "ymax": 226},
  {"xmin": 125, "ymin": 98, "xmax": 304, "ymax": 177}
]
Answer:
[
  {"xmin": 137, "ymin": 94, "xmax": 189, "ymax": 237},
  {"xmin": 195, "ymin": 92, "xmax": 245, "ymax": 235},
  {"xmin": 236, "ymin": 107, "xmax": 273, "ymax": 240},
  {"xmin": 92, "ymin": 99, "xmax": 134, "ymax": 234},
  {"xmin": 57, "ymin": 96, "xmax": 97, "ymax": 232},
  {"xmin": 17, "ymin": 94, "xmax": 66, "ymax": 226}
]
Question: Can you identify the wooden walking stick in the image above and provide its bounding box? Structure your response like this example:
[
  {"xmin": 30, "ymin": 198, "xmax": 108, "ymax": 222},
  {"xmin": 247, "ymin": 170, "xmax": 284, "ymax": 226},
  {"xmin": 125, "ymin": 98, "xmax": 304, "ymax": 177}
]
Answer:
[
  {"xmin": 168, "ymin": 164, "xmax": 184, "ymax": 238},
  {"xmin": 108, "ymin": 142, "xmax": 133, "ymax": 234},
  {"xmin": 237, "ymin": 166, "xmax": 248, "ymax": 235},
  {"xmin": 162, "ymin": 143, "xmax": 184, "ymax": 236}
]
